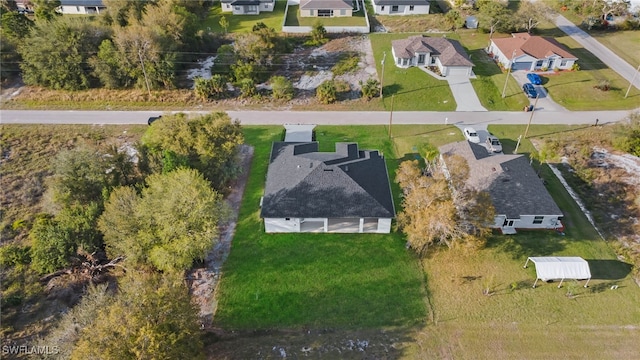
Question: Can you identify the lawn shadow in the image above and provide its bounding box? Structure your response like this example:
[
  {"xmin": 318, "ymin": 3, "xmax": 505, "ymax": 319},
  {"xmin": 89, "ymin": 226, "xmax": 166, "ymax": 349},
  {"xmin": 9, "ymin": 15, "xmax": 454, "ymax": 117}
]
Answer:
[
  {"xmin": 528, "ymin": 125, "xmax": 592, "ymax": 138},
  {"xmin": 395, "ymin": 83, "xmax": 450, "ymax": 96},
  {"xmin": 486, "ymin": 232, "xmax": 566, "ymax": 259},
  {"xmin": 587, "ymin": 259, "xmax": 632, "ymax": 280}
]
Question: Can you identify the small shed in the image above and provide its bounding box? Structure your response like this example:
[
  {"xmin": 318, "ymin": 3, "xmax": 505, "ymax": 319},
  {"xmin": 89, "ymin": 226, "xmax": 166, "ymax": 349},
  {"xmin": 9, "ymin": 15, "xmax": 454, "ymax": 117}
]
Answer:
[
  {"xmin": 524, "ymin": 256, "xmax": 591, "ymax": 288},
  {"xmin": 465, "ymin": 16, "xmax": 478, "ymax": 29}
]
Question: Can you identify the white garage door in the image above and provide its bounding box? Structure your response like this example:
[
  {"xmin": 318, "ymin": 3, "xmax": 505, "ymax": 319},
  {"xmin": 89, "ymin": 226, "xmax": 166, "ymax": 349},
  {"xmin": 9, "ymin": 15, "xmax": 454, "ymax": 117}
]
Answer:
[
  {"xmin": 512, "ymin": 62, "xmax": 533, "ymax": 71},
  {"xmin": 447, "ymin": 67, "xmax": 470, "ymax": 76}
]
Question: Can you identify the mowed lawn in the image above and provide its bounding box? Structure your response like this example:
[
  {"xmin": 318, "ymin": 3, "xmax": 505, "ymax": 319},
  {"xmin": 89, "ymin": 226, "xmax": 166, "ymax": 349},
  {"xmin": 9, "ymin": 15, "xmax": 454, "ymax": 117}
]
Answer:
[
  {"xmin": 285, "ymin": 5, "xmax": 367, "ymax": 26},
  {"xmin": 202, "ymin": 0, "xmax": 287, "ymax": 33},
  {"xmin": 213, "ymin": 126, "xmax": 428, "ymax": 329},
  {"xmin": 370, "ymin": 33, "xmax": 456, "ymax": 111}
]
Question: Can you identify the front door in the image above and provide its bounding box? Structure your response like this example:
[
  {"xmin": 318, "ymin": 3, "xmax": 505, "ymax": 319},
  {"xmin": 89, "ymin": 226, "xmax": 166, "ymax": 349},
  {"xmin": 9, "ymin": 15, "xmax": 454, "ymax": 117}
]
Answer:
[
  {"xmin": 418, "ymin": 54, "xmax": 426, "ymax": 64},
  {"xmin": 503, "ymin": 219, "xmax": 515, "ymax": 227},
  {"xmin": 548, "ymin": 59, "xmax": 555, "ymax": 69}
]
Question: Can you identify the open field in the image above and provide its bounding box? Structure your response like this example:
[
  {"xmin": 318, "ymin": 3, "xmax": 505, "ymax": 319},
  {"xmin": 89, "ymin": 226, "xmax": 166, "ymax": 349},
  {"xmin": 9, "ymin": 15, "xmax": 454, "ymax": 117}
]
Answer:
[
  {"xmin": 369, "ymin": 33, "xmax": 456, "ymax": 111},
  {"xmin": 202, "ymin": 0, "xmax": 287, "ymax": 33}
]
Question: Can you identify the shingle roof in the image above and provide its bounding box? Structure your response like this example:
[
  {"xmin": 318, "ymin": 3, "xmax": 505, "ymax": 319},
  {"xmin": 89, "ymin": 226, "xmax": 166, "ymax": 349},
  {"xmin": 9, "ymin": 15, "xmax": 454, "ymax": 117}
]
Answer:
[
  {"xmin": 439, "ymin": 141, "xmax": 563, "ymax": 219},
  {"xmin": 221, "ymin": 0, "xmax": 273, "ymax": 3},
  {"xmin": 60, "ymin": 0, "xmax": 104, "ymax": 6},
  {"xmin": 374, "ymin": 0, "xmax": 429, "ymax": 5},
  {"xmin": 391, "ymin": 36, "xmax": 474, "ymax": 67},
  {"xmin": 260, "ymin": 142, "xmax": 396, "ymax": 219},
  {"xmin": 300, "ymin": 0, "xmax": 353, "ymax": 10},
  {"xmin": 491, "ymin": 33, "xmax": 577, "ymax": 60}
]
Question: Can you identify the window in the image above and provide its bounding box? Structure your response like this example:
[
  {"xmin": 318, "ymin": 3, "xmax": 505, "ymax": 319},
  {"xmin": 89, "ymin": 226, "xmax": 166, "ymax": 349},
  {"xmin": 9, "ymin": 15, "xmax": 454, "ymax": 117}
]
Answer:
[
  {"xmin": 536, "ymin": 60, "xmax": 543, "ymax": 66},
  {"xmin": 409, "ymin": 5, "xmax": 414, "ymax": 10},
  {"xmin": 431, "ymin": 57, "xmax": 436, "ymax": 65},
  {"xmin": 235, "ymin": 6, "xmax": 240, "ymax": 10},
  {"xmin": 340, "ymin": 9, "xmax": 345, "ymax": 15},
  {"xmin": 318, "ymin": 9, "xmax": 332, "ymax": 17},
  {"xmin": 310, "ymin": 9, "xmax": 314, "ymax": 15},
  {"xmin": 381, "ymin": 5, "xmax": 385, "ymax": 10},
  {"xmin": 560, "ymin": 60, "xmax": 568, "ymax": 67},
  {"xmin": 285, "ymin": 218, "xmax": 291, "ymax": 221},
  {"xmin": 533, "ymin": 216, "xmax": 544, "ymax": 224},
  {"xmin": 392, "ymin": 5, "xmax": 399, "ymax": 11}
]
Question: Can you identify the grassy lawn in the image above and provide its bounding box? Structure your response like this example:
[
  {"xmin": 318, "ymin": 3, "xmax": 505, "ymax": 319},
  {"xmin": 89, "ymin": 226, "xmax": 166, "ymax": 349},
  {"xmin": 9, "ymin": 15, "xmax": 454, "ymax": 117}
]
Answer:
[
  {"xmin": 589, "ymin": 31, "xmax": 640, "ymax": 69},
  {"xmin": 369, "ymin": 33, "xmax": 456, "ymax": 111},
  {"xmin": 214, "ymin": 125, "xmax": 428, "ymax": 329},
  {"xmin": 202, "ymin": 0, "xmax": 287, "ymax": 33},
  {"xmin": 532, "ymin": 23, "xmax": 640, "ymax": 110},
  {"xmin": 285, "ymin": 5, "xmax": 367, "ymax": 26}
]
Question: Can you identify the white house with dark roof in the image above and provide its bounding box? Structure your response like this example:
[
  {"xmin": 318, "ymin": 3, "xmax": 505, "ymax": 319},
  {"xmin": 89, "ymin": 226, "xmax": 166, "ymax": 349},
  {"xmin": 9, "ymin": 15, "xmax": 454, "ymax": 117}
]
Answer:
[
  {"xmin": 299, "ymin": 0, "xmax": 353, "ymax": 17},
  {"xmin": 260, "ymin": 141, "xmax": 395, "ymax": 233},
  {"xmin": 221, "ymin": 0, "xmax": 275, "ymax": 15},
  {"xmin": 391, "ymin": 35, "xmax": 474, "ymax": 76},
  {"xmin": 58, "ymin": 0, "xmax": 105, "ymax": 14},
  {"xmin": 489, "ymin": 33, "xmax": 578, "ymax": 71},
  {"xmin": 439, "ymin": 141, "xmax": 564, "ymax": 234},
  {"xmin": 371, "ymin": 0, "xmax": 429, "ymax": 15}
]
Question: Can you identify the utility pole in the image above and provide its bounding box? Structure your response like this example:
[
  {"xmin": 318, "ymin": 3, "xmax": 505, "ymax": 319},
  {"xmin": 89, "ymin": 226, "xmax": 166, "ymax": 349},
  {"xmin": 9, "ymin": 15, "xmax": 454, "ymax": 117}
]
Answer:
[
  {"xmin": 138, "ymin": 42, "xmax": 152, "ymax": 98},
  {"xmin": 501, "ymin": 50, "xmax": 517, "ymax": 98},
  {"xmin": 513, "ymin": 135, "xmax": 522, "ymax": 154},
  {"xmin": 388, "ymin": 95, "xmax": 395, "ymax": 139},
  {"xmin": 624, "ymin": 64, "xmax": 640, "ymax": 99},
  {"xmin": 380, "ymin": 52, "xmax": 386, "ymax": 98},
  {"xmin": 523, "ymin": 94, "xmax": 540, "ymax": 140}
]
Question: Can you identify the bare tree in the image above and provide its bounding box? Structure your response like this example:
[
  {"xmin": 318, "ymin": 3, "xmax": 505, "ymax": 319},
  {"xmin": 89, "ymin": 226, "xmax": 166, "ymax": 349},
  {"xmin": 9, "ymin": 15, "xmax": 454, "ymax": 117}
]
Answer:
[{"xmin": 515, "ymin": 0, "xmax": 553, "ymax": 33}]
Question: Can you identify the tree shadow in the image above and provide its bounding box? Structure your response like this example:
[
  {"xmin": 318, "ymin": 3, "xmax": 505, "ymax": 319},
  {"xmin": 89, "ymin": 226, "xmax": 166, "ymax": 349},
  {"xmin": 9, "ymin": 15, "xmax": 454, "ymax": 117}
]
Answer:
[
  {"xmin": 586, "ymin": 259, "xmax": 632, "ymax": 280},
  {"xmin": 485, "ymin": 233, "xmax": 566, "ymax": 259}
]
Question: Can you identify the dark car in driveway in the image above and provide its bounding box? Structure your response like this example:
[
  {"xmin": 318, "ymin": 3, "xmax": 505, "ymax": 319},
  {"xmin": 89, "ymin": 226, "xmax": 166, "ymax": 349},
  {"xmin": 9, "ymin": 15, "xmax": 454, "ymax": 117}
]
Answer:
[
  {"xmin": 526, "ymin": 73, "xmax": 542, "ymax": 85},
  {"xmin": 522, "ymin": 83, "xmax": 538, "ymax": 98}
]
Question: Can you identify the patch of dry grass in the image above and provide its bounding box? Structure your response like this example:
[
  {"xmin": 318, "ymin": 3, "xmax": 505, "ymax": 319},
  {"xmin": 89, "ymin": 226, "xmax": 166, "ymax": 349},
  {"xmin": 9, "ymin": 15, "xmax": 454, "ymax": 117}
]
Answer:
[{"xmin": 375, "ymin": 14, "xmax": 449, "ymax": 33}]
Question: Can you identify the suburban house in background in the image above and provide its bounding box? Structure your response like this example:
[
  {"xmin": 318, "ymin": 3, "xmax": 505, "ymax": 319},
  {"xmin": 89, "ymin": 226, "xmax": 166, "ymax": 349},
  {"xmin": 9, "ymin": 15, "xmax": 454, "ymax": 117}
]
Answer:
[
  {"xmin": 260, "ymin": 127, "xmax": 395, "ymax": 233},
  {"xmin": 220, "ymin": 0, "xmax": 275, "ymax": 15},
  {"xmin": 58, "ymin": 0, "xmax": 105, "ymax": 14},
  {"xmin": 489, "ymin": 33, "xmax": 578, "ymax": 71},
  {"xmin": 438, "ymin": 141, "xmax": 564, "ymax": 234},
  {"xmin": 299, "ymin": 0, "xmax": 354, "ymax": 17},
  {"xmin": 371, "ymin": 0, "xmax": 430, "ymax": 15},
  {"xmin": 391, "ymin": 35, "xmax": 474, "ymax": 77}
]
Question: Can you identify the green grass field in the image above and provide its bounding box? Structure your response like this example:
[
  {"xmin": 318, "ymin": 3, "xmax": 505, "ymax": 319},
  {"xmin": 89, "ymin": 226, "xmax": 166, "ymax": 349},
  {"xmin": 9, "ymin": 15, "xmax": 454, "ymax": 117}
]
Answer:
[
  {"xmin": 202, "ymin": 0, "xmax": 287, "ymax": 33},
  {"xmin": 369, "ymin": 33, "xmax": 456, "ymax": 111}
]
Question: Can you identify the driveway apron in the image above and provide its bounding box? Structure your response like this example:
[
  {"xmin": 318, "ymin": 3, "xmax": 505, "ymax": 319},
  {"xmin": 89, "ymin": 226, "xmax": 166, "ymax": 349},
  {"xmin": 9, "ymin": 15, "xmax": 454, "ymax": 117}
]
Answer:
[
  {"xmin": 446, "ymin": 76, "xmax": 488, "ymax": 112},
  {"xmin": 511, "ymin": 71, "xmax": 567, "ymax": 112}
]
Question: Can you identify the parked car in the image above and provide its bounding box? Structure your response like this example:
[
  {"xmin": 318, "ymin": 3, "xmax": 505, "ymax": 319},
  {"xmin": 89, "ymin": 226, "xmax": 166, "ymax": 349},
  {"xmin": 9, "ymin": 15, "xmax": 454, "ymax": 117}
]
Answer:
[
  {"xmin": 526, "ymin": 73, "xmax": 542, "ymax": 85},
  {"xmin": 522, "ymin": 83, "xmax": 538, "ymax": 98},
  {"xmin": 147, "ymin": 115, "xmax": 162, "ymax": 125},
  {"xmin": 463, "ymin": 127, "xmax": 480, "ymax": 143},
  {"xmin": 486, "ymin": 135, "xmax": 503, "ymax": 153}
]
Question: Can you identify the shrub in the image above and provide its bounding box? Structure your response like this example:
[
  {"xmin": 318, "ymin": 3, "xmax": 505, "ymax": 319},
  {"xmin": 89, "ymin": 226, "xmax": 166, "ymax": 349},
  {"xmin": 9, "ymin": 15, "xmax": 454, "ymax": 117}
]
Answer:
[
  {"xmin": 0, "ymin": 244, "xmax": 32, "ymax": 268},
  {"xmin": 316, "ymin": 80, "xmax": 337, "ymax": 104},
  {"xmin": 594, "ymin": 79, "xmax": 611, "ymax": 91},
  {"xmin": 306, "ymin": 21, "xmax": 328, "ymax": 46},
  {"xmin": 270, "ymin": 75, "xmax": 294, "ymax": 100},
  {"xmin": 332, "ymin": 55, "xmax": 360, "ymax": 76},
  {"xmin": 360, "ymin": 78, "xmax": 380, "ymax": 100},
  {"xmin": 239, "ymin": 78, "xmax": 257, "ymax": 98},
  {"xmin": 571, "ymin": 63, "xmax": 580, "ymax": 71}
]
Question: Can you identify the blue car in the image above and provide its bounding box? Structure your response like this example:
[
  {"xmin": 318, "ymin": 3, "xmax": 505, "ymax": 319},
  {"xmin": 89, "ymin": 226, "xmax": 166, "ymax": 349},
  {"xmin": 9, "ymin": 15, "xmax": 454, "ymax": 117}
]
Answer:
[
  {"xmin": 526, "ymin": 73, "xmax": 542, "ymax": 85},
  {"xmin": 522, "ymin": 83, "xmax": 538, "ymax": 98}
]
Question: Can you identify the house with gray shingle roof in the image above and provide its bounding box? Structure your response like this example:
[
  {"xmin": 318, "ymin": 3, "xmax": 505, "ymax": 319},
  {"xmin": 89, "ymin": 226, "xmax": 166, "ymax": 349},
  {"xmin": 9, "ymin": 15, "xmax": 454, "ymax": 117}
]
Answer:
[
  {"xmin": 489, "ymin": 33, "xmax": 578, "ymax": 72},
  {"xmin": 260, "ymin": 141, "xmax": 395, "ymax": 233},
  {"xmin": 371, "ymin": 0, "xmax": 429, "ymax": 15},
  {"xmin": 439, "ymin": 141, "xmax": 563, "ymax": 234},
  {"xmin": 299, "ymin": 0, "xmax": 353, "ymax": 17},
  {"xmin": 391, "ymin": 35, "xmax": 474, "ymax": 77},
  {"xmin": 58, "ymin": 0, "xmax": 105, "ymax": 14},
  {"xmin": 221, "ymin": 0, "xmax": 275, "ymax": 15}
]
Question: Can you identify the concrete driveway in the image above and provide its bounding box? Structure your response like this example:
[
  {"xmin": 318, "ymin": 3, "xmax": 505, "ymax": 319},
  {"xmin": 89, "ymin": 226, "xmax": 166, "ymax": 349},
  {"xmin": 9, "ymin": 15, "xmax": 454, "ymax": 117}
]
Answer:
[
  {"xmin": 446, "ymin": 76, "xmax": 488, "ymax": 112},
  {"xmin": 511, "ymin": 71, "xmax": 567, "ymax": 112}
]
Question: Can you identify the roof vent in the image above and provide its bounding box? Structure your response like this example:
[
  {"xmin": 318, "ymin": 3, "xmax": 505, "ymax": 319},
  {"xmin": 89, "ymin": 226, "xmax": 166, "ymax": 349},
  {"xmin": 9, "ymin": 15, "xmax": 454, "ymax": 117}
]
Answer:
[
  {"xmin": 345, "ymin": 166, "xmax": 349, "ymax": 172},
  {"xmin": 323, "ymin": 168, "xmax": 333, "ymax": 172},
  {"xmin": 310, "ymin": 163, "xmax": 313, "ymax": 168}
]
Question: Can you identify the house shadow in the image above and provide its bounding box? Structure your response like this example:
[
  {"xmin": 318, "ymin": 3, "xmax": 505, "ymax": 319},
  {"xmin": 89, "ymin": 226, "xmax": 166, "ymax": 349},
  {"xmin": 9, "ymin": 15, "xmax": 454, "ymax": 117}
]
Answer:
[
  {"xmin": 486, "ymin": 233, "xmax": 566, "ymax": 259},
  {"xmin": 587, "ymin": 259, "xmax": 632, "ymax": 280}
]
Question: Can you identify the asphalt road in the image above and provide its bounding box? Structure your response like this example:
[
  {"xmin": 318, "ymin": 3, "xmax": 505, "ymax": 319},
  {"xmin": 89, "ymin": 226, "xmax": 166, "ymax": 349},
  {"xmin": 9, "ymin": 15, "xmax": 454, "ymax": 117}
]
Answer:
[
  {"xmin": 554, "ymin": 14, "xmax": 640, "ymax": 90},
  {"xmin": 1, "ymin": 109, "xmax": 637, "ymax": 126}
]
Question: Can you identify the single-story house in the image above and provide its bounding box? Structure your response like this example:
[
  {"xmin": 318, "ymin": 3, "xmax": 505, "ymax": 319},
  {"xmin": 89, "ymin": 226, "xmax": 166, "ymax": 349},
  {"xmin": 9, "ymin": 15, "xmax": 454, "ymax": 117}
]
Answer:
[
  {"xmin": 488, "ymin": 33, "xmax": 578, "ymax": 71},
  {"xmin": 260, "ymin": 141, "xmax": 395, "ymax": 233},
  {"xmin": 439, "ymin": 141, "xmax": 564, "ymax": 234},
  {"xmin": 371, "ymin": 0, "xmax": 430, "ymax": 15},
  {"xmin": 299, "ymin": 0, "xmax": 353, "ymax": 17},
  {"xmin": 58, "ymin": 0, "xmax": 105, "ymax": 14},
  {"xmin": 391, "ymin": 35, "xmax": 474, "ymax": 77},
  {"xmin": 220, "ymin": 0, "xmax": 275, "ymax": 15}
]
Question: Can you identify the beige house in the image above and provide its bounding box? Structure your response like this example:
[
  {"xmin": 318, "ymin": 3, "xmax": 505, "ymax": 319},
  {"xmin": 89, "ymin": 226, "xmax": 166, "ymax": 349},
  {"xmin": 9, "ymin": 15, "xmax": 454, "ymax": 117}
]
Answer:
[
  {"xmin": 391, "ymin": 35, "xmax": 474, "ymax": 77},
  {"xmin": 299, "ymin": 0, "xmax": 353, "ymax": 17},
  {"xmin": 489, "ymin": 33, "xmax": 578, "ymax": 72}
]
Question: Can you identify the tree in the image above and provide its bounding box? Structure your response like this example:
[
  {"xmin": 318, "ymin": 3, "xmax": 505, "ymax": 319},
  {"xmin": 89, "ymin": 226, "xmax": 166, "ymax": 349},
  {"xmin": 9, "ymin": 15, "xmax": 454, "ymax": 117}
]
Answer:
[
  {"xmin": 141, "ymin": 112, "xmax": 244, "ymax": 189},
  {"xmin": 239, "ymin": 77, "xmax": 256, "ymax": 98},
  {"xmin": 30, "ymin": 216, "xmax": 74, "ymax": 274},
  {"xmin": 194, "ymin": 75, "xmax": 228, "ymax": 100},
  {"xmin": 1, "ymin": 11, "xmax": 34, "ymax": 40},
  {"xmin": 231, "ymin": 61, "xmax": 259, "ymax": 83},
  {"xmin": 395, "ymin": 159, "xmax": 495, "ymax": 256},
  {"xmin": 99, "ymin": 168, "xmax": 227, "ymax": 272},
  {"xmin": 445, "ymin": 9, "xmax": 465, "ymax": 32},
  {"xmin": 48, "ymin": 147, "xmax": 109, "ymax": 207},
  {"xmin": 234, "ymin": 23, "xmax": 282, "ymax": 66},
  {"xmin": 269, "ymin": 75, "xmax": 294, "ymax": 100},
  {"xmin": 316, "ymin": 80, "xmax": 337, "ymax": 104},
  {"xmin": 219, "ymin": 15, "xmax": 229, "ymax": 34},
  {"xmin": 72, "ymin": 273, "xmax": 203, "ymax": 360},
  {"xmin": 360, "ymin": 78, "xmax": 380, "ymax": 101},
  {"xmin": 477, "ymin": 0, "xmax": 512, "ymax": 37},
  {"xmin": 212, "ymin": 44, "xmax": 235, "ymax": 76},
  {"xmin": 19, "ymin": 17, "xmax": 107, "ymax": 90},
  {"xmin": 307, "ymin": 21, "xmax": 328, "ymax": 46},
  {"xmin": 33, "ymin": 0, "xmax": 60, "ymax": 22},
  {"xmin": 515, "ymin": 0, "xmax": 553, "ymax": 33}
]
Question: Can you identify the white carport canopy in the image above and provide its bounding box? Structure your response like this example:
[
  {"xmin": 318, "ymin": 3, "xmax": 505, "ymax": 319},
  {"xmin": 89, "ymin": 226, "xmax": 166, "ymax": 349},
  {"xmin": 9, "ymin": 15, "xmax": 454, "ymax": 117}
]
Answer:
[{"xmin": 524, "ymin": 257, "xmax": 591, "ymax": 288}]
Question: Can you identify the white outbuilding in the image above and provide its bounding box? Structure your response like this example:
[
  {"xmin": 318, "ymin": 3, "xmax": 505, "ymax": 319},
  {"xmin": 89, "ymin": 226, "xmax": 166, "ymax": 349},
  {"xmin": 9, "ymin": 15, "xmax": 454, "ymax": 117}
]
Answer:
[{"xmin": 524, "ymin": 257, "xmax": 591, "ymax": 288}]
